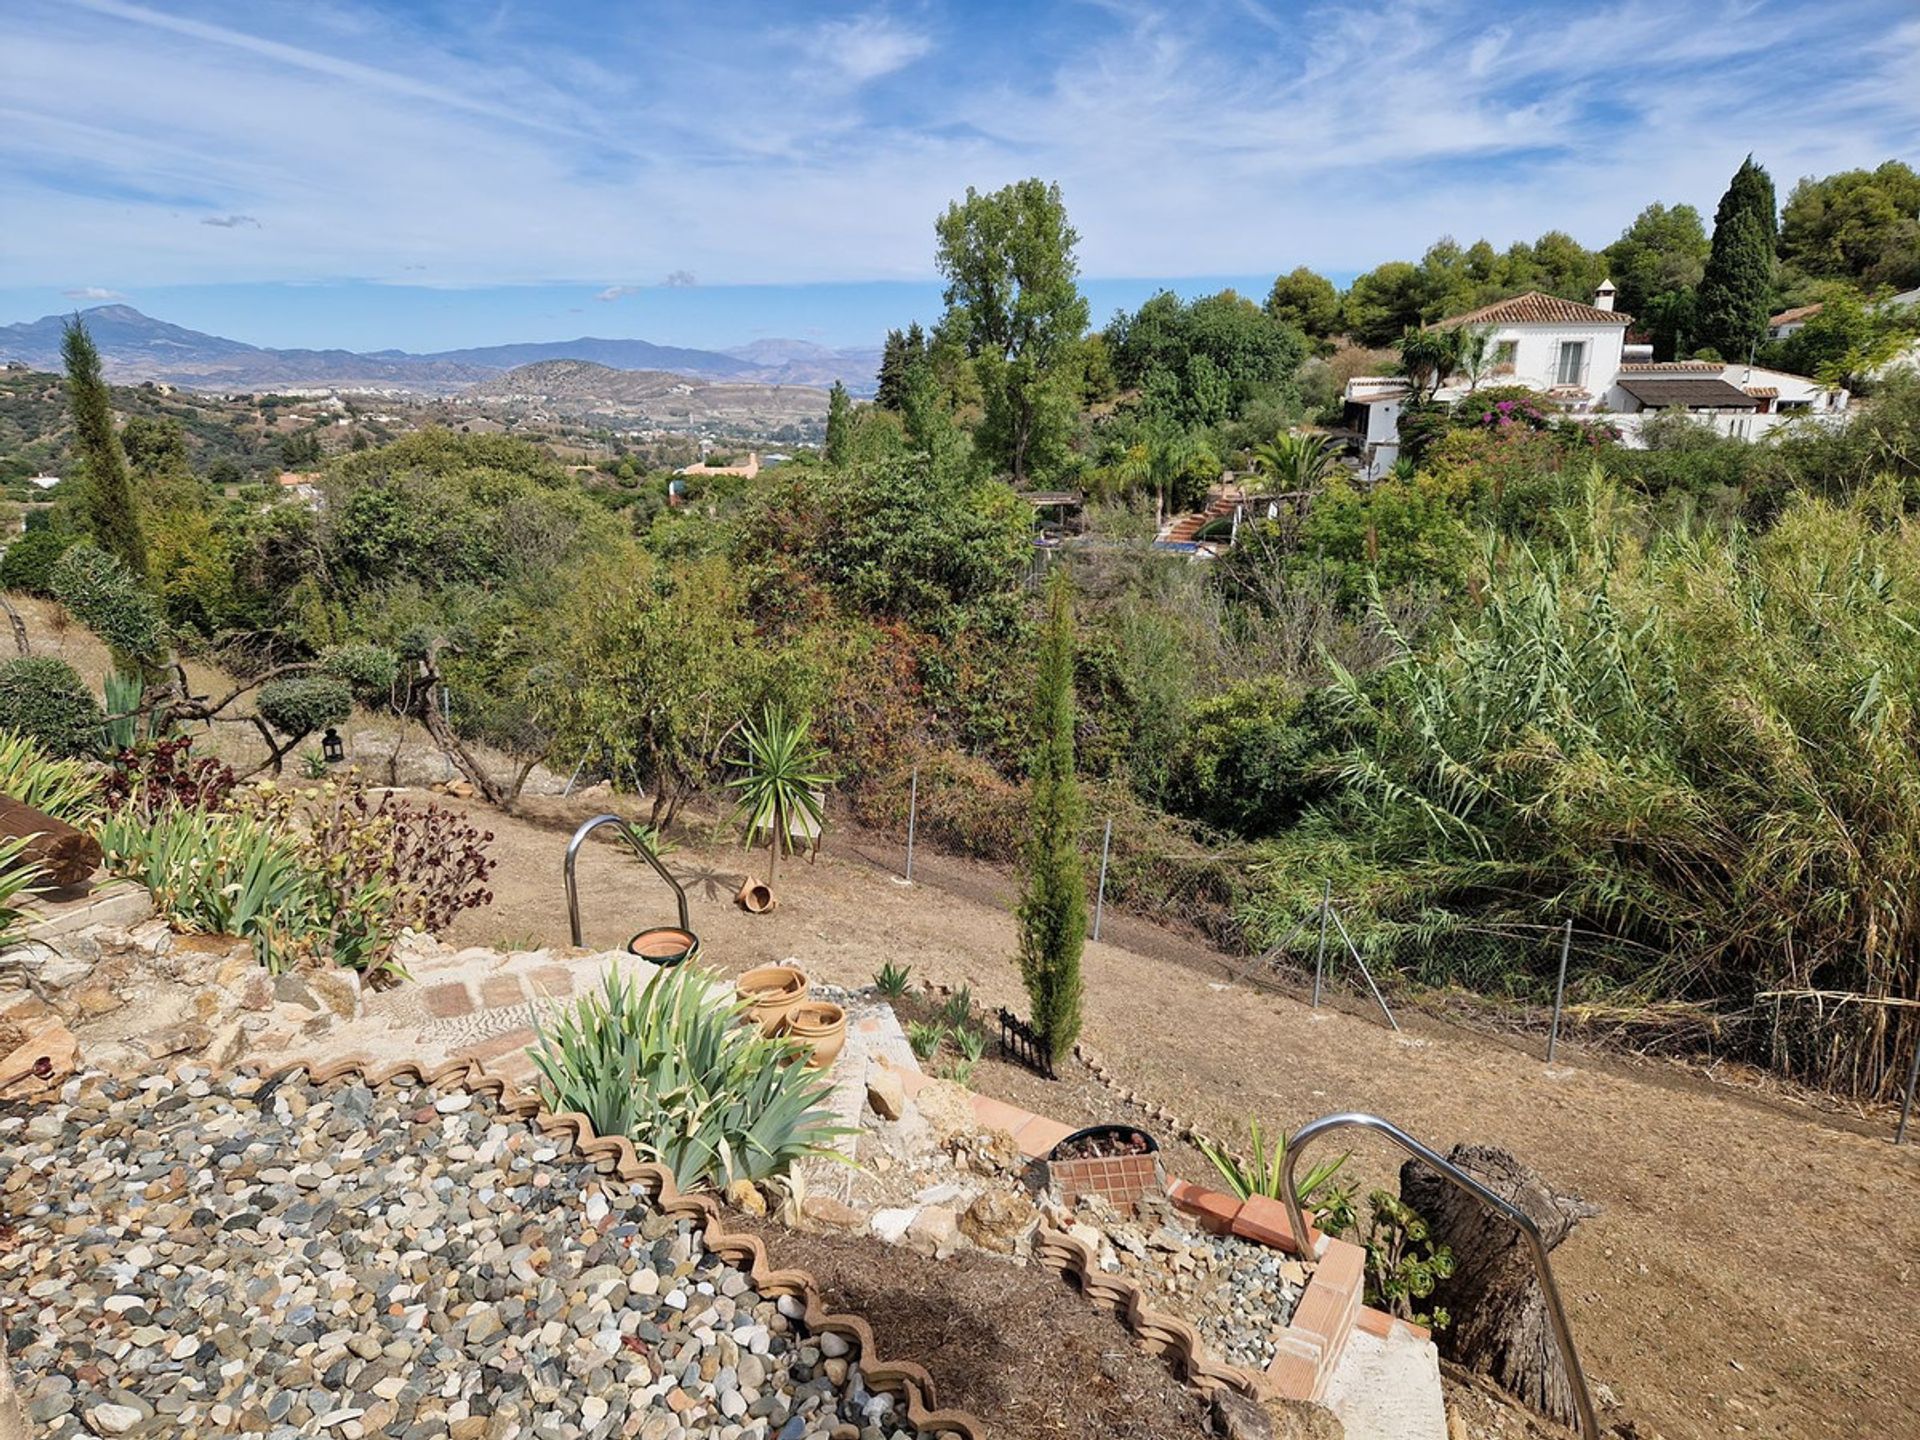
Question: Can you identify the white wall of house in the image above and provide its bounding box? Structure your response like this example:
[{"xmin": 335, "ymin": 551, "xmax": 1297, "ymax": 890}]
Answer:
[{"xmin": 1462, "ymin": 322, "xmax": 1628, "ymax": 402}]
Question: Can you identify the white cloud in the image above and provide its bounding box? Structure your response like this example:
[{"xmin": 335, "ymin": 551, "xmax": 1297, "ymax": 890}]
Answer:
[
  {"xmin": 800, "ymin": 13, "xmax": 933, "ymax": 83},
  {"xmin": 62, "ymin": 285, "xmax": 124, "ymax": 300},
  {"xmin": 1, "ymin": 0, "xmax": 1915, "ymax": 296}
]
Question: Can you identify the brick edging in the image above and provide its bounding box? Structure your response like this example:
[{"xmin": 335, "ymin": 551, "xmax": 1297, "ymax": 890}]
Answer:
[{"xmin": 44, "ymin": 1054, "xmax": 989, "ymax": 1440}]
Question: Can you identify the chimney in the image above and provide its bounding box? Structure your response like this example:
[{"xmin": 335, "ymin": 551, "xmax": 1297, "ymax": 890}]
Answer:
[{"xmin": 1593, "ymin": 278, "xmax": 1617, "ymax": 312}]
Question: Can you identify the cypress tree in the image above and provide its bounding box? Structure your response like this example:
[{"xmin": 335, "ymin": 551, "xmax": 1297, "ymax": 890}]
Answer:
[
  {"xmin": 824, "ymin": 381, "xmax": 852, "ymax": 465},
  {"xmin": 1016, "ymin": 566, "xmax": 1087, "ymax": 1062},
  {"xmin": 1695, "ymin": 157, "xmax": 1778, "ymax": 361},
  {"xmin": 62, "ymin": 319, "xmax": 148, "ymax": 578},
  {"xmin": 875, "ymin": 329, "xmax": 909, "ymax": 411}
]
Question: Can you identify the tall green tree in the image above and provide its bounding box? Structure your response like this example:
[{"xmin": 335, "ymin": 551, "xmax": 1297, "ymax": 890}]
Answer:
[
  {"xmin": 1780, "ymin": 161, "xmax": 1920, "ymax": 289},
  {"xmin": 62, "ymin": 319, "xmax": 148, "ymax": 578},
  {"xmin": 824, "ymin": 381, "xmax": 852, "ymax": 465},
  {"xmin": 1604, "ymin": 202, "xmax": 1710, "ymax": 319},
  {"xmin": 934, "ymin": 178, "xmax": 1090, "ymax": 483},
  {"xmin": 1265, "ymin": 267, "xmax": 1343, "ymax": 340},
  {"xmin": 1696, "ymin": 157, "xmax": 1778, "ymax": 360},
  {"xmin": 1016, "ymin": 566, "xmax": 1087, "ymax": 1062}
]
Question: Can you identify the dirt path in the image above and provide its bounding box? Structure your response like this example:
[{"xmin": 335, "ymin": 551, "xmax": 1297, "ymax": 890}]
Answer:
[{"xmin": 449, "ymin": 802, "xmax": 1920, "ymax": 1440}]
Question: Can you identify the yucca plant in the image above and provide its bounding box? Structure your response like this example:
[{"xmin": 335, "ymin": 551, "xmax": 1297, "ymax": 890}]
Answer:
[
  {"xmin": 726, "ymin": 705, "xmax": 831, "ymax": 890},
  {"xmin": 873, "ymin": 961, "xmax": 912, "ymax": 997},
  {"xmin": 1198, "ymin": 1117, "xmax": 1350, "ymax": 1209},
  {"xmin": 0, "ymin": 729, "xmax": 103, "ymax": 824},
  {"xmin": 907, "ymin": 1019, "xmax": 946, "ymax": 1061},
  {"xmin": 0, "ymin": 838, "xmax": 47, "ymax": 950},
  {"xmin": 529, "ymin": 963, "xmax": 847, "ymax": 1189}
]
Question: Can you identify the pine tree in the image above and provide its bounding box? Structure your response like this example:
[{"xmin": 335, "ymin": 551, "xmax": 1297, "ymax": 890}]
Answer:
[
  {"xmin": 1695, "ymin": 157, "xmax": 1778, "ymax": 361},
  {"xmin": 62, "ymin": 319, "xmax": 148, "ymax": 578},
  {"xmin": 1016, "ymin": 566, "xmax": 1087, "ymax": 1063},
  {"xmin": 875, "ymin": 329, "xmax": 909, "ymax": 410},
  {"xmin": 824, "ymin": 381, "xmax": 852, "ymax": 464}
]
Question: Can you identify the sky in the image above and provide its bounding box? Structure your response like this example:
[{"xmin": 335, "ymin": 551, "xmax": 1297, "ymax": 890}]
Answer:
[{"xmin": 2, "ymin": 0, "xmax": 1917, "ymax": 352}]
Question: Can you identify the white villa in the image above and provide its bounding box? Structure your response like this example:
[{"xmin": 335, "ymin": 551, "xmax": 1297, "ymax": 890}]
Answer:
[{"xmin": 1344, "ymin": 284, "xmax": 1849, "ymax": 477}]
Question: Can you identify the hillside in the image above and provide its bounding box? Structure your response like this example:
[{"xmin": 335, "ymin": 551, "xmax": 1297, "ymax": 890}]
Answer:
[
  {"xmin": 0, "ymin": 305, "xmax": 880, "ymax": 395},
  {"xmin": 459, "ymin": 358, "xmax": 831, "ymax": 428}
]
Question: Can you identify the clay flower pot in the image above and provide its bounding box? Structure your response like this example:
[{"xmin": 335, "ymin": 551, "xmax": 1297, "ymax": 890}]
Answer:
[
  {"xmin": 627, "ymin": 926, "xmax": 700, "ymax": 968},
  {"xmin": 737, "ymin": 877, "xmax": 776, "ymax": 914},
  {"xmin": 735, "ymin": 964, "xmax": 808, "ymax": 1034},
  {"xmin": 784, "ymin": 999, "xmax": 847, "ymax": 1069}
]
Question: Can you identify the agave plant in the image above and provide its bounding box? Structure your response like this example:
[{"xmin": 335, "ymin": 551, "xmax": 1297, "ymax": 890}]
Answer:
[
  {"xmin": 873, "ymin": 961, "xmax": 911, "ymax": 997},
  {"xmin": 1197, "ymin": 1117, "xmax": 1350, "ymax": 1209},
  {"xmin": 726, "ymin": 705, "xmax": 831, "ymax": 889},
  {"xmin": 529, "ymin": 963, "xmax": 847, "ymax": 1189},
  {"xmin": 0, "ymin": 837, "xmax": 46, "ymax": 950}
]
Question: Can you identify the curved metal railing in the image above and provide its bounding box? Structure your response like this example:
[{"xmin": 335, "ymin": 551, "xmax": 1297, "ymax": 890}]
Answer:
[
  {"xmin": 1280, "ymin": 1111, "xmax": 1600, "ymax": 1440},
  {"xmin": 563, "ymin": 813, "xmax": 690, "ymax": 948}
]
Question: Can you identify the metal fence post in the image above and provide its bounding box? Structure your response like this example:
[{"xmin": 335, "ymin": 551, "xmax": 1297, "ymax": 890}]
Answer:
[
  {"xmin": 904, "ymin": 766, "xmax": 918, "ymax": 883},
  {"xmin": 1897, "ymin": 1033, "xmax": 1920, "ymax": 1145},
  {"xmin": 1312, "ymin": 879, "xmax": 1330, "ymax": 1009},
  {"xmin": 1092, "ymin": 818, "xmax": 1113, "ymax": 941},
  {"xmin": 1547, "ymin": 919, "xmax": 1573, "ymax": 1064}
]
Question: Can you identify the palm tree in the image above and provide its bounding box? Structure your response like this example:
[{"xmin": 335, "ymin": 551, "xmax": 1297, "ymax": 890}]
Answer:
[
  {"xmin": 1251, "ymin": 431, "xmax": 1339, "ymax": 492},
  {"xmin": 727, "ymin": 706, "xmax": 831, "ymax": 890},
  {"xmin": 1396, "ymin": 324, "xmax": 1465, "ymax": 401}
]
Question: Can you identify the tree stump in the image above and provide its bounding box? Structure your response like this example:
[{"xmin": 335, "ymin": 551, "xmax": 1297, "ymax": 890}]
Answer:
[
  {"xmin": 1399, "ymin": 1143, "xmax": 1599, "ymax": 1428},
  {"xmin": 0, "ymin": 795, "xmax": 101, "ymax": 888}
]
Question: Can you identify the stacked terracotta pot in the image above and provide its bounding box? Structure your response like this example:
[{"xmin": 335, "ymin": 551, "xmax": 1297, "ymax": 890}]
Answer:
[{"xmin": 733, "ymin": 964, "xmax": 846, "ymax": 1069}]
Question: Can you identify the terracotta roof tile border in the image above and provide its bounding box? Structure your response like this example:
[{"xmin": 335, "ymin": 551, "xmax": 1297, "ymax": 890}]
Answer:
[{"xmin": 27, "ymin": 1054, "xmax": 988, "ymax": 1440}]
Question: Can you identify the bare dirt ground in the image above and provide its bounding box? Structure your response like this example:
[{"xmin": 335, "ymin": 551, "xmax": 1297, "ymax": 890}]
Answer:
[{"xmin": 449, "ymin": 799, "xmax": 1920, "ymax": 1440}]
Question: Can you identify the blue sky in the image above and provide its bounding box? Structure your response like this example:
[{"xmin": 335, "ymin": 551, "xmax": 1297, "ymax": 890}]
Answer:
[{"xmin": 2, "ymin": 0, "xmax": 1917, "ymax": 351}]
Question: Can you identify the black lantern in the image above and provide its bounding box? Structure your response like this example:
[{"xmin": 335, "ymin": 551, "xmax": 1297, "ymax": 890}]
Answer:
[{"xmin": 322, "ymin": 727, "xmax": 345, "ymax": 765}]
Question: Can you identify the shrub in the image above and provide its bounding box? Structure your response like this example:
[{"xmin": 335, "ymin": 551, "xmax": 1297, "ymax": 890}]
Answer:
[
  {"xmin": 321, "ymin": 643, "xmax": 400, "ymax": 704},
  {"xmin": 255, "ymin": 675, "xmax": 352, "ymax": 739},
  {"xmin": 529, "ymin": 963, "xmax": 844, "ymax": 1188},
  {"xmin": 1197, "ymin": 1118, "xmax": 1350, "ymax": 1208},
  {"xmin": 0, "ymin": 657, "xmax": 103, "ymax": 757},
  {"xmin": 49, "ymin": 543, "xmax": 166, "ymax": 662},
  {"xmin": 0, "ymin": 729, "xmax": 102, "ymax": 822},
  {"xmin": 0, "ymin": 530, "xmax": 74, "ymax": 596},
  {"xmin": 103, "ymin": 735, "xmax": 236, "ymax": 821},
  {"xmin": 244, "ymin": 776, "xmax": 495, "ymax": 955}
]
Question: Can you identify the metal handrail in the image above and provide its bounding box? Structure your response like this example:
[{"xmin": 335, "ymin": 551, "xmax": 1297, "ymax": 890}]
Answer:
[
  {"xmin": 1280, "ymin": 1112, "xmax": 1600, "ymax": 1440},
  {"xmin": 564, "ymin": 813, "xmax": 690, "ymax": 948}
]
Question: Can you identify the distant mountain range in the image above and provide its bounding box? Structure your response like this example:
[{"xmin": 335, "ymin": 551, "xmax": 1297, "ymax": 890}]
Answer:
[{"xmin": 0, "ymin": 305, "xmax": 880, "ymax": 395}]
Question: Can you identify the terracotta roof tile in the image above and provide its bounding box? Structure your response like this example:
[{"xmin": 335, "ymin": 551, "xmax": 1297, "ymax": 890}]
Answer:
[
  {"xmin": 1768, "ymin": 303, "xmax": 1823, "ymax": 328},
  {"xmin": 1619, "ymin": 361, "xmax": 1723, "ymax": 373},
  {"xmin": 1433, "ymin": 292, "xmax": 1633, "ymax": 329}
]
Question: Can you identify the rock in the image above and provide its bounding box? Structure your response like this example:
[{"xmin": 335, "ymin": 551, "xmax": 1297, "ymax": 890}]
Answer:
[
  {"xmin": 139, "ymin": 1020, "xmax": 212, "ymax": 1059},
  {"xmin": 951, "ymin": 1127, "xmax": 1023, "ymax": 1176},
  {"xmin": 305, "ymin": 968, "xmax": 362, "ymax": 1022},
  {"xmin": 958, "ymin": 1189, "xmax": 1035, "ymax": 1254},
  {"xmin": 910, "ymin": 1079, "xmax": 979, "ymax": 1143},
  {"xmin": 1213, "ymin": 1392, "xmax": 1274, "ymax": 1440},
  {"xmin": 905, "ymin": 1205, "xmax": 961, "ymax": 1259},
  {"xmin": 84, "ymin": 1404, "xmax": 146, "ymax": 1435},
  {"xmin": 723, "ymin": 1179, "xmax": 767, "ymax": 1217},
  {"xmin": 72, "ymin": 985, "xmax": 122, "ymax": 1018},
  {"xmin": 801, "ymin": 1196, "xmax": 867, "ymax": 1232},
  {"xmin": 869, "ymin": 1208, "xmax": 916, "ymax": 1245},
  {"xmin": 865, "ymin": 1070, "xmax": 905, "ymax": 1122}
]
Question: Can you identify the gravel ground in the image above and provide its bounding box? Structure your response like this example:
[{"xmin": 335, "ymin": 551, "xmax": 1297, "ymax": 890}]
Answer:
[{"xmin": 0, "ymin": 1069, "xmax": 943, "ymax": 1440}]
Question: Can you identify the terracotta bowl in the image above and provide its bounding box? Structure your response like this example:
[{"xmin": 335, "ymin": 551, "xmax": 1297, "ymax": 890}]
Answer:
[
  {"xmin": 784, "ymin": 999, "xmax": 847, "ymax": 1069},
  {"xmin": 735, "ymin": 963, "xmax": 809, "ymax": 1034}
]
